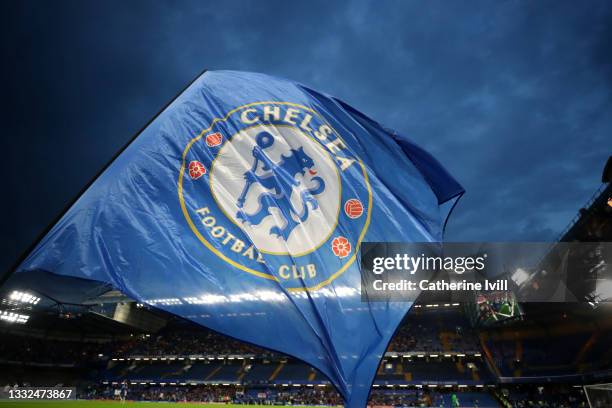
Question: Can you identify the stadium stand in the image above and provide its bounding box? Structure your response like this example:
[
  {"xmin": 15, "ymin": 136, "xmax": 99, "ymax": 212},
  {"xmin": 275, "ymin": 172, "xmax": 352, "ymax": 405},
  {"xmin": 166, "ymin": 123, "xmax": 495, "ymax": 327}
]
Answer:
[
  {"xmin": 389, "ymin": 307, "xmax": 480, "ymax": 353},
  {"xmin": 1, "ymin": 301, "xmax": 607, "ymax": 406}
]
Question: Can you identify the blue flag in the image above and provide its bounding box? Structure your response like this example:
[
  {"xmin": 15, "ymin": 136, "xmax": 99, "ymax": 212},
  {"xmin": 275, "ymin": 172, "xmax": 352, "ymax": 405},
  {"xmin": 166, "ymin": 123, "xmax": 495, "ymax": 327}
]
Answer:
[{"xmin": 16, "ymin": 71, "xmax": 463, "ymax": 407}]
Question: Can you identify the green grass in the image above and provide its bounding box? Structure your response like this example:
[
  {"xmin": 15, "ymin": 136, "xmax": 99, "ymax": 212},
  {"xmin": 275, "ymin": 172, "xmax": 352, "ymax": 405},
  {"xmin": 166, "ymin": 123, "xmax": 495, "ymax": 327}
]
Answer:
[{"xmin": 0, "ymin": 401, "xmax": 331, "ymax": 408}]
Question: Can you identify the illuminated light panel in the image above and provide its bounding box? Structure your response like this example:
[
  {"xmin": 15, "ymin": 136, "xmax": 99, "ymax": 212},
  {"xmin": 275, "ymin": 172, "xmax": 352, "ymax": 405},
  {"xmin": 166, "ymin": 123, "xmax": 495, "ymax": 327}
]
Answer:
[
  {"xmin": 0, "ymin": 310, "xmax": 29, "ymax": 324},
  {"xmin": 179, "ymin": 287, "xmax": 360, "ymax": 306},
  {"xmin": 8, "ymin": 290, "xmax": 40, "ymax": 305},
  {"xmin": 143, "ymin": 298, "xmax": 182, "ymax": 306},
  {"xmin": 511, "ymin": 268, "xmax": 530, "ymax": 286}
]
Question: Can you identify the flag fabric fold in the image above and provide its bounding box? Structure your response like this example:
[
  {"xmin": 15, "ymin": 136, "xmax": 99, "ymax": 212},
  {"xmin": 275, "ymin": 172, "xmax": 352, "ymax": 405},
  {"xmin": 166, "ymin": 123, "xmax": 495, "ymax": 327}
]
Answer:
[{"xmin": 16, "ymin": 70, "xmax": 463, "ymax": 407}]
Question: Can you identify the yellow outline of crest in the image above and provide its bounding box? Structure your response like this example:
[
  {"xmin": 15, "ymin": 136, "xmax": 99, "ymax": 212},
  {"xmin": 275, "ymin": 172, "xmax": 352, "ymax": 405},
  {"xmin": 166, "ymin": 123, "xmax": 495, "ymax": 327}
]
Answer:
[{"xmin": 177, "ymin": 102, "xmax": 372, "ymax": 292}]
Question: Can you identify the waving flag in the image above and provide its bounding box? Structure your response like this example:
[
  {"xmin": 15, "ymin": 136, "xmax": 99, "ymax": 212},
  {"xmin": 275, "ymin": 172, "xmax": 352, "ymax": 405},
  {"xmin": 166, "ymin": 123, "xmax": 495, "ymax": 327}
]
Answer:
[{"xmin": 15, "ymin": 70, "xmax": 463, "ymax": 407}]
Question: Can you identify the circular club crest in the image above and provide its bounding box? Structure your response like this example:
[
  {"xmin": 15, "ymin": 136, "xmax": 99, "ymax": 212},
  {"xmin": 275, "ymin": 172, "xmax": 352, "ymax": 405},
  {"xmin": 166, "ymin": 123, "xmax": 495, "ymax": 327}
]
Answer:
[{"xmin": 178, "ymin": 102, "xmax": 371, "ymax": 291}]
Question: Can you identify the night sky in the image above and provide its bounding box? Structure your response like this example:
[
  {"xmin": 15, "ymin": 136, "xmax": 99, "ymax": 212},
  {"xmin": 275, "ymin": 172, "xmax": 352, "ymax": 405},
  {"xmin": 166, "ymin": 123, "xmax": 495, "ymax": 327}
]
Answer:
[{"xmin": 2, "ymin": 1, "xmax": 611, "ymax": 274}]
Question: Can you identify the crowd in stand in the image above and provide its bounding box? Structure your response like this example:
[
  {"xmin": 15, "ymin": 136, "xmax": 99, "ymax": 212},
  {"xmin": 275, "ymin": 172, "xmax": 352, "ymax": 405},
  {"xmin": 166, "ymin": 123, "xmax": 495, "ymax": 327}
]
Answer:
[
  {"xmin": 0, "ymin": 320, "xmax": 480, "ymax": 366},
  {"xmin": 82, "ymin": 384, "xmax": 237, "ymax": 403},
  {"xmin": 80, "ymin": 384, "xmax": 595, "ymax": 407},
  {"xmin": 78, "ymin": 383, "xmax": 594, "ymax": 407},
  {"xmin": 80, "ymin": 384, "xmax": 343, "ymax": 405},
  {"xmin": 115, "ymin": 324, "xmax": 479, "ymax": 358},
  {"xmin": 80, "ymin": 384, "xmax": 491, "ymax": 406},
  {"xmin": 0, "ymin": 308, "xmax": 481, "ymax": 365},
  {"xmin": 0, "ymin": 330, "xmax": 264, "ymax": 365},
  {"xmin": 500, "ymin": 385, "xmax": 589, "ymax": 408},
  {"xmin": 388, "ymin": 311, "xmax": 480, "ymax": 353},
  {"xmin": 110, "ymin": 330, "xmax": 264, "ymax": 356}
]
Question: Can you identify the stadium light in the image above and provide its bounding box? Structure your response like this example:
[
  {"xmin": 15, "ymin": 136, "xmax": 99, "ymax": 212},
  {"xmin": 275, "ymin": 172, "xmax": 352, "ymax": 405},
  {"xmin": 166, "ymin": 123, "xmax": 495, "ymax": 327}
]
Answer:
[
  {"xmin": 511, "ymin": 268, "xmax": 530, "ymax": 286},
  {"xmin": 144, "ymin": 298, "xmax": 183, "ymax": 306},
  {"xmin": 0, "ymin": 310, "xmax": 29, "ymax": 324},
  {"xmin": 8, "ymin": 290, "xmax": 40, "ymax": 305}
]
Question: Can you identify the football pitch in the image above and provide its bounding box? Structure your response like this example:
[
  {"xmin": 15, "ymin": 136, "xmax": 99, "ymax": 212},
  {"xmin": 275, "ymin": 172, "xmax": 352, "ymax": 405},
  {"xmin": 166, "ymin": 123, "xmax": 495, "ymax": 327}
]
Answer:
[{"xmin": 0, "ymin": 401, "xmax": 332, "ymax": 408}]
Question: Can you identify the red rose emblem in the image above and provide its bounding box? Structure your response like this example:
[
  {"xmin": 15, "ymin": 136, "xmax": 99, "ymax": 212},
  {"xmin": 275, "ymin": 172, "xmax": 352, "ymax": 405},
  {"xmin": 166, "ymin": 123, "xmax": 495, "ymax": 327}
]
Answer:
[
  {"xmin": 188, "ymin": 161, "xmax": 207, "ymax": 180},
  {"xmin": 331, "ymin": 236, "xmax": 351, "ymax": 259},
  {"xmin": 206, "ymin": 132, "xmax": 223, "ymax": 147}
]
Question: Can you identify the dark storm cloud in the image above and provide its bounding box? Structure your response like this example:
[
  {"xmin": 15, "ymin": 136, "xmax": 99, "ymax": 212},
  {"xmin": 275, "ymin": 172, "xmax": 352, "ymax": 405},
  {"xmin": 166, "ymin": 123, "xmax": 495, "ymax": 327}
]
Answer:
[{"xmin": 1, "ymin": 0, "xmax": 611, "ymax": 272}]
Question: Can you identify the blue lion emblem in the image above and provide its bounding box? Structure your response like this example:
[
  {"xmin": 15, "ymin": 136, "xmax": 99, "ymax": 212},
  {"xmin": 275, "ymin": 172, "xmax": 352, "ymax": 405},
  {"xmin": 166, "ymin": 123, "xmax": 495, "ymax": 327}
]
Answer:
[{"xmin": 236, "ymin": 131, "xmax": 326, "ymax": 240}]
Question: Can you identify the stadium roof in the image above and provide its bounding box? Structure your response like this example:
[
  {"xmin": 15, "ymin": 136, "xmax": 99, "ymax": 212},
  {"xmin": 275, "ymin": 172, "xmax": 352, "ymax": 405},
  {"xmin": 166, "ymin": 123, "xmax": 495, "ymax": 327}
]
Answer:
[{"xmin": 1, "ymin": 269, "xmax": 112, "ymax": 308}]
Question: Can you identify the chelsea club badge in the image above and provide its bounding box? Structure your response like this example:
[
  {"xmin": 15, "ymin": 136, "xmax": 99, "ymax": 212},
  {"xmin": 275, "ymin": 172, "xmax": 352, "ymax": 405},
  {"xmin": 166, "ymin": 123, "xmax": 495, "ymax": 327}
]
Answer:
[{"xmin": 178, "ymin": 102, "xmax": 371, "ymax": 291}]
